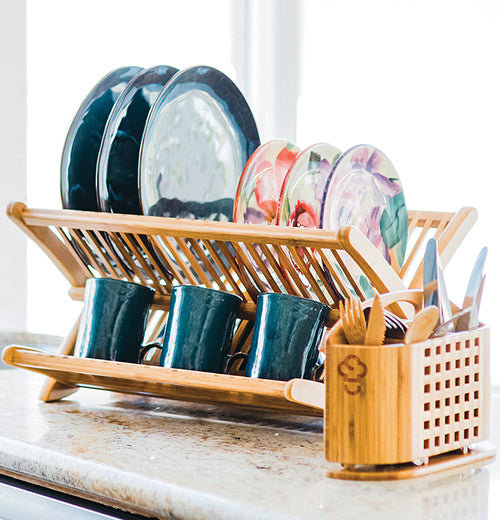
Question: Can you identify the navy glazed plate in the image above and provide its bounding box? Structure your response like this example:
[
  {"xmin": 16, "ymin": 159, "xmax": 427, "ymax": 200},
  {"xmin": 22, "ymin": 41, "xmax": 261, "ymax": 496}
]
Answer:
[
  {"xmin": 96, "ymin": 65, "xmax": 179, "ymax": 215},
  {"xmin": 60, "ymin": 65, "xmax": 143, "ymax": 211}
]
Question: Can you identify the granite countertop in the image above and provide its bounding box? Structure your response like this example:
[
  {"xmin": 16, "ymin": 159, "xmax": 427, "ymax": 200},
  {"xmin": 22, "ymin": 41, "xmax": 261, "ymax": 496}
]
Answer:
[{"xmin": 0, "ymin": 366, "xmax": 499, "ymax": 520}]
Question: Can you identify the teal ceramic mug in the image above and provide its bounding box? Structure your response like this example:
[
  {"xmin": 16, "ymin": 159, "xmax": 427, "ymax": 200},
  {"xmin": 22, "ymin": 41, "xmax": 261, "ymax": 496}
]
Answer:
[
  {"xmin": 74, "ymin": 278, "xmax": 155, "ymax": 363},
  {"xmin": 227, "ymin": 293, "xmax": 330, "ymax": 381},
  {"xmin": 143, "ymin": 285, "xmax": 242, "ymax": 373}
]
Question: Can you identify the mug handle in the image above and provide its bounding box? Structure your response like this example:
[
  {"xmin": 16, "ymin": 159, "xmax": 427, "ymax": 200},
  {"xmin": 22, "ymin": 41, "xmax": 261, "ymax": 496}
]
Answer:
[
  {"xmin": 313, "ymin": 362, "xmax": 325, "ymax": 382},
  {"xmin": 139, "ymin": 343, "xmax": 162, "ymax": 366},
  {"xmin": 225, "ymin": 352, "xmax": 248, "ymax": 375}
]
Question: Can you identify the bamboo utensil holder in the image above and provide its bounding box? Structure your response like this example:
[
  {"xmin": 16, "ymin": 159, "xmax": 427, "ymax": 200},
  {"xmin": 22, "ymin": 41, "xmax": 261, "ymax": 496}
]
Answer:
[{"xmin": 324, "ymin": 326, "xmax": 493, "ymax": 479}]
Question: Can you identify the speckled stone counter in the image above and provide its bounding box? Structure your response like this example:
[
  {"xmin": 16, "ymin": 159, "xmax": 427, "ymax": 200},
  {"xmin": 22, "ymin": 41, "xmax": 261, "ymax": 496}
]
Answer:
[{"xmin": 0, "ymin": 367, "xmax": 499, "ymax": 519}]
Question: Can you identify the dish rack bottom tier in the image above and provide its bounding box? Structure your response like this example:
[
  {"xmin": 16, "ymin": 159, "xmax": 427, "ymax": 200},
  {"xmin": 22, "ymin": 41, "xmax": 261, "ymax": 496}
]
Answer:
[{"xmin": 1, "ymin": 345, "xmax": 323, "ymax": 416}]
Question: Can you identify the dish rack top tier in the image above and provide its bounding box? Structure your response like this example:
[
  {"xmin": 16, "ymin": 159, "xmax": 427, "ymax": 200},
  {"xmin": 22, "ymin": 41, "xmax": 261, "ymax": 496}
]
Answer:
[{"xmin": 7, "ymin": 202, "xmax": 477, "ymax": 322}]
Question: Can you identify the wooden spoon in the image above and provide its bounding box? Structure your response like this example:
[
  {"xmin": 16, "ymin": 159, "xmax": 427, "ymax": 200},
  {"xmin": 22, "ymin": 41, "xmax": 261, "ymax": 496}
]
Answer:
[{"xmin": 404, "ymin": 305, "xmax": 440, "ymax": 344}]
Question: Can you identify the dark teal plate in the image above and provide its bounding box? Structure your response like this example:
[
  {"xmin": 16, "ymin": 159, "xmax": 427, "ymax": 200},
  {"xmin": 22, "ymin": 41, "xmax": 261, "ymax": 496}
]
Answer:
[
  {"xmin": 96, "ymin": 65, "xmax": 179, "ymax": 214},
  {"xmin": 139, "ymin": 65, "xmax": 260, "ymax": 221},
  {"xmin": 60, "ymin": 66, "xmax": 143, "ymax": 211}
]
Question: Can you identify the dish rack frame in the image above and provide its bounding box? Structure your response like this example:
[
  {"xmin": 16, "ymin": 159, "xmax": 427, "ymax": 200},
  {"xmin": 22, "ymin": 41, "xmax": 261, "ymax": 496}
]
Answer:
[{"xmin": 3, "ymin": 201, "xmax": 494, "ymax": 478}]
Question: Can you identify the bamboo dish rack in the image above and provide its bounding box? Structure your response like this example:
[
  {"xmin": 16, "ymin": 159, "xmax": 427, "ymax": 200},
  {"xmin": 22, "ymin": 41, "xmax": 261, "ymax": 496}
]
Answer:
[{"xmin": 3, "ymin": 201, "xmax": 494, "ymax": 478}]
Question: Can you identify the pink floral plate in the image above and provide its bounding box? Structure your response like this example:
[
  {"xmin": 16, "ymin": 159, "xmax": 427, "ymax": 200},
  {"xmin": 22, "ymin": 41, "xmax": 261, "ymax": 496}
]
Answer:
[
  {"xmin": 276, "ymin": 143, "xmax": 341, "ymax": 295},
  {"xmin": 233, "ymin": 139, "xmax": 301, "ymax": 225},
  {"xmin": 277, "ymin": 143, "xmax": 342, "ymax": 229}
]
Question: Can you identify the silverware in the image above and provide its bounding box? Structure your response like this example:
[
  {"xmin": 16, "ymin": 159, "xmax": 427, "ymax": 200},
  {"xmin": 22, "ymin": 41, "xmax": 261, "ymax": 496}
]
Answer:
[
  {"xmin": 339, "ymin": 298, "xmax": 366, "ymax": 345},
  {"xmin": 455, "ymin": 247, "xmax": 487, "ymax": 331},
  {"xmin": 475, "ymin": 274, "xmax": 486, "ymax": 318},
  {"xmin": 404, "ymin": 305, "xmax": 439, "ymax": 344},
  {"xmin": 363, "ymin": 307, "xmax": 407, "ymax": 341},
  {"xmin": 423, "ymin": 238, "xmax": 454, "ymax": 333},
  {"xmin": 433, "ymin": 306, "xmax": 473, "ymax": 337}
]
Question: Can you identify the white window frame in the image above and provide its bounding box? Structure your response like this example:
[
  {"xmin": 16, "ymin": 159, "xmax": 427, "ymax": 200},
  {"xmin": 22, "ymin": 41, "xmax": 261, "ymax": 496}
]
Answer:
[{"xmin": 0, "ymin": 0, "xmax": 27, "ymax": 332}]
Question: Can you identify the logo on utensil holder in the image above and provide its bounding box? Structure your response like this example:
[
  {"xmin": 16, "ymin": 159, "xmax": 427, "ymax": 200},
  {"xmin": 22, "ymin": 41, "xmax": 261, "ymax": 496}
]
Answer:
[{"xmin": 337, "ymin": 355, "xmax": 368, "ymax": 396}]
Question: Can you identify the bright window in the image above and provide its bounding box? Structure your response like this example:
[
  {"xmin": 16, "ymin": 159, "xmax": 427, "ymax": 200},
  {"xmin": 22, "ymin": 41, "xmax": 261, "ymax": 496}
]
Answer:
[
  {"xmin": 297, "ymin": 0, "xmax": 499, "ymax": 382},
  {"xmin": 26, "ymin": 0, "xmax": 234, "ymax": 336}
]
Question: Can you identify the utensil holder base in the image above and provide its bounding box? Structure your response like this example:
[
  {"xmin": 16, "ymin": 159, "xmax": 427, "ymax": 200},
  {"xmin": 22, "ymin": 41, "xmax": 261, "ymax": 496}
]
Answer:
[{"xmin": 326, "ymin": 441, "xmax": 496, "ymax": 481}]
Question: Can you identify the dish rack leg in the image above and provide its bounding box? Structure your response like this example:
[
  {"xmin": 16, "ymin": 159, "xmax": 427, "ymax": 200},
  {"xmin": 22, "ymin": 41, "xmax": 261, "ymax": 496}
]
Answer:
[{"xmin": 38, "ymin": 312, "xmax": 81, "ymax": 402}]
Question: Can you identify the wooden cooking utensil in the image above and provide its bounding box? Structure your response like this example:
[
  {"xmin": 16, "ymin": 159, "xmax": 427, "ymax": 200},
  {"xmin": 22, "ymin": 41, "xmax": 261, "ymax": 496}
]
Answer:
[
  {"xmin": 339, "ymin": 298, "xmax": 366, "ymax": 345},
  {"xmin": 404, "ymin": 305, "xmax": 439, "ymax": 344},
  {"xmin": 364, "ymin": 294, "xmax": 386, "ymax": 346},
  {"xmin": 363, "ymin": 307, "xmax": 407, "ymax": 342}
]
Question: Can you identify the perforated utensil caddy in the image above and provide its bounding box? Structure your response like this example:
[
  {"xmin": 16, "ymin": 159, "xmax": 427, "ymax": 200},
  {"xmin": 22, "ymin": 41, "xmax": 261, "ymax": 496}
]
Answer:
[{"xmin": 325, "ymin": 326, "xmax": 490, "ymax": 469}]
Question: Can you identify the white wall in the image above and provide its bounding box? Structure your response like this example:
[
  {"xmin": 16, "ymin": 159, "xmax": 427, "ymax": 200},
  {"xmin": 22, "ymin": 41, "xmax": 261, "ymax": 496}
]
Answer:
[
  {"xmin": 232, "ymin": 0, "xmax": 301, "ymax": 143},
  {"xmin": 0, "ymin": 0, "xmax": 27, "ymax": 331}
]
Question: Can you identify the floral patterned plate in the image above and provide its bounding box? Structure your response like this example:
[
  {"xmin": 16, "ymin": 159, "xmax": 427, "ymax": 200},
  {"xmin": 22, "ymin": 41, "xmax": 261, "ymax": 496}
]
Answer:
[
  {"xmin": 320, "ymin": 144, "xmax": 408, "ymax": 271},
  {"xmin": 277, "ymin": 143, "xmax": 342, "ymax": 228},
  {"xmin": 274, "ymin": 143, "xmax": 341, "ymax": 296},
  {"xmin": 233, "ymin": 139, "xmax": 301, "ymax": 225},
  {"xmin": 139, "ymin": 65, "xmax": 260, "ymax": 221}
]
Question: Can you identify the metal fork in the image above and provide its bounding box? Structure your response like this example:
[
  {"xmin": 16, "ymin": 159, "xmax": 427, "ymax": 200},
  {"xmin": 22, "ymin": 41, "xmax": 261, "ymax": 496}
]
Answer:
[
  {"xmin": 363, "ymin": 307, "xmax": 408, "ymax": 341},
  {"xmin": 340, "ymin": 297, "xmax": 367, "ymax": 345}
]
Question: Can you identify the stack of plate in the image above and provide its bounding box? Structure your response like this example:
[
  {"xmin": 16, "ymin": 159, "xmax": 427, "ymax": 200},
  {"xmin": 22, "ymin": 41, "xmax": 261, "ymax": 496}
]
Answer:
[
  {"xmin": 60, "ymin": 64, "xmax": 408, "ymax": 283},
  {"xmin": 60, "ymin": 65, "xmax": 260, "ymax": 221},
  {"xmin": 234, "ymin": 141, "xmax": 408, "ymax": 272}
]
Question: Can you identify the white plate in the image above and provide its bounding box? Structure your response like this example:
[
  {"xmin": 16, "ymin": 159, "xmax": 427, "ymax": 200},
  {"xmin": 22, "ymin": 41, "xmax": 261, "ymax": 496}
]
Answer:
[{"xmin": 320, "ymin": 144, "xmax": 408, "ymax": 270}]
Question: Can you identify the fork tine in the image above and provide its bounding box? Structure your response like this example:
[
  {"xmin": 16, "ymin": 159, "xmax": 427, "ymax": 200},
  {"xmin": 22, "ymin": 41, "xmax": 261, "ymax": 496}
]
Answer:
[
  {"xmin": 346, "ymin": 298, "xmax": 353, "ymax": 330},
  {"xmin": 341, "ymin": 296, "xmax": 366, "ymax": 345}
]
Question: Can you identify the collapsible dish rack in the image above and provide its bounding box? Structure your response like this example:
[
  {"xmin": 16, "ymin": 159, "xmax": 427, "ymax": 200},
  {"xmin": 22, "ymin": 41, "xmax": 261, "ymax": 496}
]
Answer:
[{"xmin": 2, "ymin": 202, "xmax": 494, "ymax": 478}]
